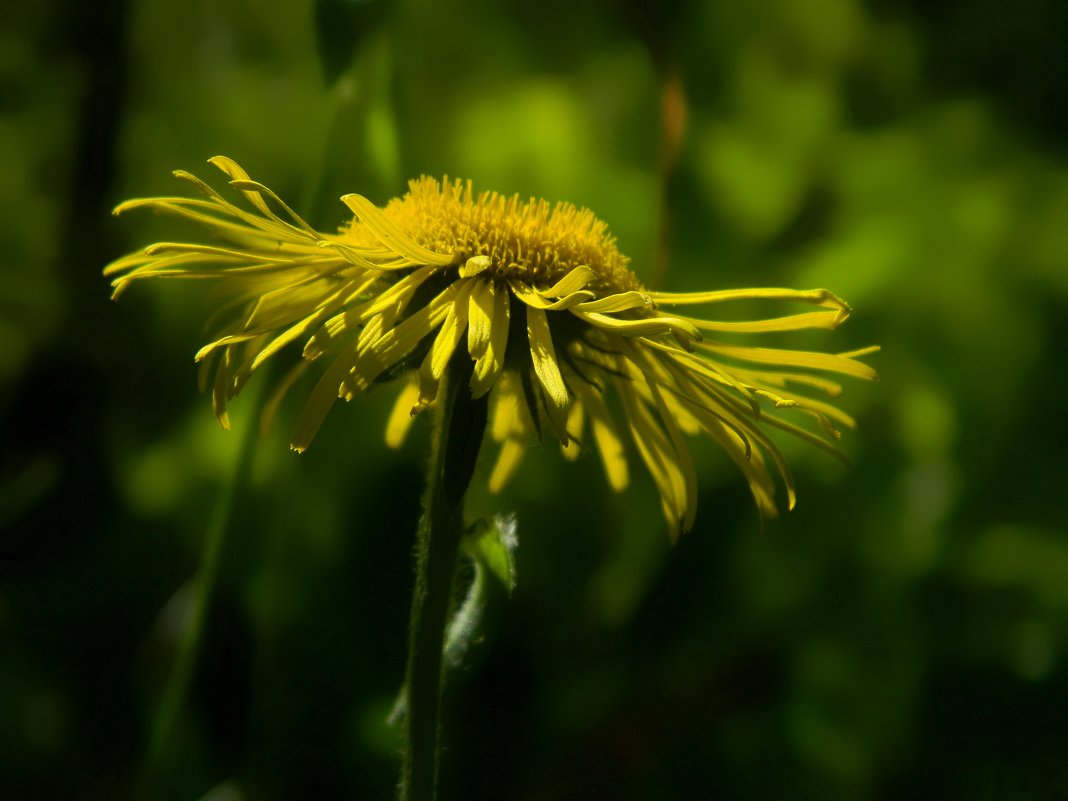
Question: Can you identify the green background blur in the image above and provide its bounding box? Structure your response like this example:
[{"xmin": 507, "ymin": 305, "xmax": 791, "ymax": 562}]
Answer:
[{"xmin": 3, "ymin": 0, "xmax": 1068, "ymax": 799}]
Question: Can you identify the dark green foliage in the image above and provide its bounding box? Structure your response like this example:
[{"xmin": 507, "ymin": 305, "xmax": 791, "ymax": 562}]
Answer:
[{"xmin": 2, "ymin": 1, "xmax": 1067, "ymax": 799}]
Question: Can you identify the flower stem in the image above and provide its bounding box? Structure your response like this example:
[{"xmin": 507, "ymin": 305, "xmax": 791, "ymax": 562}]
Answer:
[{"xmin": 402, "ymin": 359, "xmax": 486, "ymax": 801}]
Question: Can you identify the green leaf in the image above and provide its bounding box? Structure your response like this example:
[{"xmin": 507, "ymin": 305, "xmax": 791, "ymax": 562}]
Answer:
[{"xmin": 464, "ymin": 514, "xmax": 518, "ymax": 595}]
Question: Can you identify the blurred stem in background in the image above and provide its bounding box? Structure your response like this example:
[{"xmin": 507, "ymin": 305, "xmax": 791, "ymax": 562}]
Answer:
[
  {"xmin": 620, "ymin": 1, "xmax": 690, "ymax": 290},
  {"xmin": 651, "ymin": 63, "xmax": 688, "ymax": 291},
  {"xmin": 309, "ymin": 0, "xmax": 399, "ymax": 219},
  {"xmin": 144, "ymin": 378, "xmax": 265, "ymax": 782}
]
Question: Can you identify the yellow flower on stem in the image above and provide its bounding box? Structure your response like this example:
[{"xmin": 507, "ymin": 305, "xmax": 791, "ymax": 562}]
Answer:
[{"xmin": 106, "ymin": 157, "xmax": 877, "ymax": 534}]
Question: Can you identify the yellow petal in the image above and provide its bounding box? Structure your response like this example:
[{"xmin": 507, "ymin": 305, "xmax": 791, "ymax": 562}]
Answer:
[
  {"xmin": 211, "ymin": 346, "xmax": 234, "ymax": 431},
  {"xmin": 525, "ymin": 305, "xmax": 570, "ymax": 442},
  {"xmin": 459, "ymin": 255, "xmax": 491, "ymax": 278},
  {"xmin": 467, "ymin": 279, "xmax": 496, "ymax": 360},
  {"xmin": 614, "ymin": 376, "xmax": 686, "ymax": 534},
  {"xmin": 488, "ymin": 439, "xmax": 526, "ymax": 494},
  {"xmin": 385, "ymin": 376, "xmax": 422, "ymax": 448},
  {"xmin": 292, "ymin": 284, "xmax": 460, "ymax": 450},
  {"xmin": 573, "ymin": 310, "xmax": 700, "ymax": 341},
  {"xmin": 343, "ymin": 282, "xmax": 461, "ymax": 397},
  {"xmin": 689, "ymin": 310, "xmax": 847, "ymax": 333},
  {"xmin": 415, "ymin": 282, "xmax": 474, "ymax": 411},
  {"xmin": 289, "ymin": 348, "xmax": 361, "ymax": 452},
  {"xmin": 560, "ymin": 400, "xmax": 585, "ymax": 462},
  {"xmin": 572, "ymin": 378, "xmax": 629, "ymax": 492},
  {"xmin": 698, "ymin": 341, "xmax": 878, "ymax": 381},
  {"xmin": 542, "ymin": 265, "xmax": 594, "ymax": 296},
  {"xmin": 470, "ymin": 281, "xmax": 511, "ymax": 399},
  {"xmin": 512, "ymin": 282, "xmax": 595, "ymax": 310},
  {"xmin": 341, "ymin": 194, "xmax": 456, "ymax": 266},
  {"xmin": 428, "ymin": 282, "xmax": 474, "ymax": 380},
  {"xmin": 649, "ymin": 286, "xmax": 850, "ymax": 316},
  {"xmin": 625, "ymin": 342, "xmax": 698, "ymax": 531},
  {"xmin": 207, "ymin": 156, "xmax": 274, "ymax": 219},
  {"xmin": 574, "ymin": 291, "xmax": 652, "ymax": 314},
  {"xmin": 490, "ymin": 372, "xmax": 525, "ymax": 442}
]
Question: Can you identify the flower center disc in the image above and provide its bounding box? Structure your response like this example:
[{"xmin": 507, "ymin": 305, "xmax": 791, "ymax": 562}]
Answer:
[{"xmin": 345, "ymin": 177, "xmax": 643, "ymax": 294}]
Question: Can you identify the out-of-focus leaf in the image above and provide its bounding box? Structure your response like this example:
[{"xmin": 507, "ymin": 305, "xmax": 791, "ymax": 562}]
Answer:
[{"xmin": 313, "ymin": 0, "xmax": 389, "ymax": 86}]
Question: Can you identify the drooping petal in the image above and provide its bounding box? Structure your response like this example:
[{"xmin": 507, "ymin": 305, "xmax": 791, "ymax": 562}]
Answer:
[
  {"xmin": 698, "ymin": 340, "xmax": 879, "ymax": 381},
  {"xmin": 415, "ymin": 281, "xmax": 475, "ymax": 411},
  {"xmin": 650, "ymin": 286, "xmax": 851, "ymax": 319},
  {"xmin": 341, "ymin": 281, "xmax": 463, "ymax": 398},
  {"xmin": 571, "ymin": 376, "xmax": 629, "ymax": 492},
  {"xmin": 525, "ymin": 305, "xmax": 571, "ymax": 442},
  {"xmin": 572, "ymin": 310, "xmax": 701, "ymax": 342},
  {"xmin": 613, "ymin": 373, "xmax": 688, "ymax": 532},
  {"xmin": 304, "ymin": 265, "xmax": 438, "ymax": 360},
  {"xmin": 624, "ymin": 342, "xmax": 698, "ymax": 533},
  {"xmin": 560, "ymin": 400, "xmax": 585, "ymax": 462},
  {"xmin": 291, "ymin": 283, "xmax": 462, "ymax": 450},
  {"xmin": 541, "ymin": 265, "xmax": 595, "ymax": 296},
  {"xmin": 573, "ymin": 291, "xmax": 652, "ymax": 314},
  {"xmin": 688, "ymin": 310, "xmax": 847, "ymax": 333},
  {"xmin": 487, "ymin": 372, "xmax": 533, "ymax": 493},
  {"xmin": 469, "ymin": 280, "xmax": 511, "ymax": 399},
  {"xmin": 511, "ymin": 282, "xmax": 595, "ymax": 310},
  {"xmin": 385, "ymin": 375, "xmax": 422, "ymax": 448}
]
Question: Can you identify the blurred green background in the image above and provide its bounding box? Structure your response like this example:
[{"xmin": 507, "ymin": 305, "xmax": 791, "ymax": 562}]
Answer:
[{"xmin": 3, "ymin": 0, "xmax": 1068, "ymax": 799}]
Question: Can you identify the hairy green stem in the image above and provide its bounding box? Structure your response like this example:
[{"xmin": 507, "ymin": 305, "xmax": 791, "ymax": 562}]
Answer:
[{"xmin": 402, "ymin": 359, "xmax": 486, "ymax": 801}]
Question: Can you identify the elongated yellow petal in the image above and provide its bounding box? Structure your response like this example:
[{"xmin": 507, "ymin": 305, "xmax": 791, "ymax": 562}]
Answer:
[
  {"xmin": 225, "ymin": 178, "xmax": 320, "ymax": 238},
  {"xmin": 526, "ymin": 305, "xmax": 570, "ymax": 442},
  {"xmin": 489, "ymin": 371, "xmax": 525, "ymax": 443},
  {"xmin": 246, "ymin": 280, "xmax": 374, "ymax": 373},
  {"xmin": 428, "ymin": 282, "xmax": 474, "ymax": 380},
  {"xmin": 459, "ymin": 255, "xmax": 491, "ymax": 278},
  {"xmin": 614, "ymin": 375, "xmax": 686, "ymax": 532},
  {"xmin": 341, "ymin": 193, "xmax": 456, "ymax": 266},
  {"xmin": 207, "ymin": 156, "xmax": 276, "ymax": 218},
  {"xmin": 698, "ymin": 341, "xmax": 878, "ymax": 381},
  {"xmin": 470, "ymin": 281, "xmax": 510, "ymax": 399},
  {"xmin": 650, "ymin": 286, "xmax": 850, "ymax": 314},
  {"xmin": 689, "ymin": 310, "xmax": 846, "ymax": 333},
  {"xmin": 639, "ymin": 337, "xmax": 760, "ymax": 413},
  {"xmin": 385, "ymin": 376, "xmax": 423, "ymax": 448},
  {"xmin": 574, "ymin": 291, "xmax": 652, "ymax": 314},
  {"xmin": 728, "ymin": 366, "xmax": 844, "ymax": 397},
  {"xmin": 560, "ymin": 401, "xmax": 585, "ymax": 462},
  {"xmin": 512, "ymin": 283, "xmax": 595, "ymax": 310},
  {"xmin": 211, "ymin": 345, "xmax": 234, "ymax": 430},
  {"xmin": 171, "ymin": 169, "xmax": 301, "ymax": 243},
  {"xmin": 305, "ymin": 266, "xmax": 437, "ymax": 359},
  {"xmin": 541, "ymin": 265, "xmax": 594, "ymax": 296},
  {"xmin": 626, "ymin": 342, "xmax": 698, "ymax": 532},
  {"xmin": 838, "ymin": 345, "xmax": 881, "ymax": 361},
  {"xmin": 573, "ymin": 310, "xmax": 701, "ymax": 342},
  {"xmin": 415, "ymin": 282, "xmax": 474, "ymax": 411},
  {"xmin": 467, "ymin": 279, "xmax": 496, "ymax": 360},
  {"xmin": 572, "ymin": 377, "xmax": 629, "ymax": 492},
  {"xmin": 489, "ymin": 439, "xmax": 526, "ymax": 494},
  {"xmin": 342, "ymin": 282, "xmax": 462, "ymax": 397}
]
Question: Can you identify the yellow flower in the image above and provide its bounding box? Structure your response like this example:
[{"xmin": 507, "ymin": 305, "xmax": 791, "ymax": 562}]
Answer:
[{"xmin": 106, "ymin": 157, "xmax": 877, "ymax": 533}]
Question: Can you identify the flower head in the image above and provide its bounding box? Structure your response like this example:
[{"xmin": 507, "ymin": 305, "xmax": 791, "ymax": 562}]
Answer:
[{"xmin": 106, "ymin": 157, "xmax": 877, "ymax": 533}]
